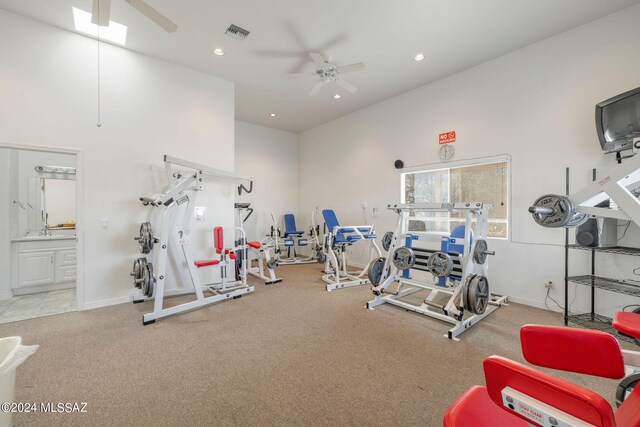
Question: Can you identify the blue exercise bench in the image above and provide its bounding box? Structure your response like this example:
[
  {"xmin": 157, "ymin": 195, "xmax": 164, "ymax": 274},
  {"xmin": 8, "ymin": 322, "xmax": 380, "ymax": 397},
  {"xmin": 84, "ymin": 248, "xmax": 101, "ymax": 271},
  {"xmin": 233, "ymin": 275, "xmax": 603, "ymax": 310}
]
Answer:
[
  {"xmin": 273, "ymin": 213, "xmax": 317, "ymax": 265},
  {"xmin": 320, "ymin": 209, "xmax": 381, "ymax": 291}
]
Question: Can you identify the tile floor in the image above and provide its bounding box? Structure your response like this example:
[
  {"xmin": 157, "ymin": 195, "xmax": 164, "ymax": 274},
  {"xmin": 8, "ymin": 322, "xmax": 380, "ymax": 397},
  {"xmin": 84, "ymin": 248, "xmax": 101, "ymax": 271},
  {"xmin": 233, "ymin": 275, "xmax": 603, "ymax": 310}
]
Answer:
[{"xmin": 0, "ymin": 288, "xmax": 77, "ymax": 325}]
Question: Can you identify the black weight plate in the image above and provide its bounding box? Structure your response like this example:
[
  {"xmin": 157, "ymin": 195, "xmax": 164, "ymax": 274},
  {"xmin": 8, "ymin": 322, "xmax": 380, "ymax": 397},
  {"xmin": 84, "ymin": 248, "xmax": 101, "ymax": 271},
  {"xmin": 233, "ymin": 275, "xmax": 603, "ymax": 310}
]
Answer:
[
  {"xmin": 392, "ymin": 247, "xmax": 416, "ymax": 270},
  {"xmin": 382, "ymin": 232, "xmax": 394, "ymax": 252},
  {"xmin": 473, "ymin": 239, "xmax": 488, "ymax": 265},
  {"xmin": 367, "ymin": 257, "xmax": 387, "ymax": 286},
  {"xmin": 426, "ymin": 252, "xmax": 453, "ymax": 277},
  {"xmin": 468, "ymin": 275, "xmax": 489, "ymax": 315}
]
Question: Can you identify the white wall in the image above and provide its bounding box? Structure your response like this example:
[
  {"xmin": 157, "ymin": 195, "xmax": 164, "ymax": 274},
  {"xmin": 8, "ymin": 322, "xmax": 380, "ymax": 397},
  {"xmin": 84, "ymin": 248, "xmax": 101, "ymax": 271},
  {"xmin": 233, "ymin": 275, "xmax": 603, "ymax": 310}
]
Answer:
[
  {"xmin": 0, "ymin": 10, "xmax": 236, "ymax": 308},
  {"xmin": 235, "ymin": 121, "xmax": 299, "ymax": 242},
  {"xmin": 298, "ymin": 5, "xmax": 640, "ymax": 315}
]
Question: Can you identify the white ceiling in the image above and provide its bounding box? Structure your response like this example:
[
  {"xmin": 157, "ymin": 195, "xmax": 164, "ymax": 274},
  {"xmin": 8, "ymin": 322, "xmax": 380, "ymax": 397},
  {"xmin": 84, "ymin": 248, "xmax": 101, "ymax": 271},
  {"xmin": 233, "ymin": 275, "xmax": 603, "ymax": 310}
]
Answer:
[{"xmin": 1, "ymin": 0, "xmax": 639, "ymax": 132}]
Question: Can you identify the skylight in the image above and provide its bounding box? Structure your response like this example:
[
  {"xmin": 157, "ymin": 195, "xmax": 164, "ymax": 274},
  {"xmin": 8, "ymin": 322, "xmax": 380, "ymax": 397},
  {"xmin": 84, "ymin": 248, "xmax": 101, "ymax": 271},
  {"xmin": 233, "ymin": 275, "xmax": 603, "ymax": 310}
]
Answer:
[{"xmin": 72, "ymin": 7, "xmax": 128, "ymax": 46}]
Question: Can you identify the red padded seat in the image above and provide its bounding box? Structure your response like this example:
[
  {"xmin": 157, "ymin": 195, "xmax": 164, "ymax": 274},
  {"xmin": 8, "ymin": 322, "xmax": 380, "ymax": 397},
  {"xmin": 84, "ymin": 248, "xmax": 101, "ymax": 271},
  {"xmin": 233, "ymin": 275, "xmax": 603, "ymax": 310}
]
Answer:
[
  {"xmin": 194, "ymin": 259, "xmax": 220, "ymax": 268},
  {"xmin": 484, "ymin": 356, "xmax": 616, "ymax": 427},
  {"xmin": 616, "ymin": 386, "xmax": 640, "ymax": 427},
  {"xmin": 248, "ymin": 241, "xmax": 261, "ymax": 249},
  {"xmin": 443, "ymin": 385, "xmax": 528, "ymax": 427},
  {"xmin": 613, "ymin": 312, "xmax": 640, "ymax": 339},
  {"xmin": 520, "ymin": 324, "xmax": 625, "ymax": 379}
]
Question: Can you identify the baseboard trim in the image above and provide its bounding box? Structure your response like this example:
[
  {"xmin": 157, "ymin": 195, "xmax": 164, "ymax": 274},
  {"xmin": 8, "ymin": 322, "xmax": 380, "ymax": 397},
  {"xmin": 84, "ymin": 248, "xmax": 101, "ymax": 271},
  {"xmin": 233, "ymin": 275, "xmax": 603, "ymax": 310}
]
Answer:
[
  {"xmin": 499, "ymin": 295, "xmax": 558, "ymax": 312},
  {"xmin": 0, "ymin": 291, "xmax": 14, "ymax": 301},
  {"xmin": 82, "ymin": 295, "xmax": 131, "ymax": 311}
]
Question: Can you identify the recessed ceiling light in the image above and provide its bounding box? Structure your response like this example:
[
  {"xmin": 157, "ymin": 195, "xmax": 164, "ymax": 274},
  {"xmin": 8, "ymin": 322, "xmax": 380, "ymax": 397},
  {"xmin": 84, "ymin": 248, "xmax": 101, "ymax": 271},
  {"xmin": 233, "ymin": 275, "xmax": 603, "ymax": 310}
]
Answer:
[
  {"xmin": 269, "ymin": 113, "xmax": 277, "ymax": 117},
  {"xmin": 414, "ymin": 53, "xmax": 425, "ymax": 62},
  {"xmin": 333, "ymin": 94, "xmax": 341, "ymax": 99},
  {"xmin": 72, "ymin": 7, "xmax": 127, "ymax": 46},
  {"xmin": 213, "ymin": 48, "xmax": 225, "ymax": 56}
]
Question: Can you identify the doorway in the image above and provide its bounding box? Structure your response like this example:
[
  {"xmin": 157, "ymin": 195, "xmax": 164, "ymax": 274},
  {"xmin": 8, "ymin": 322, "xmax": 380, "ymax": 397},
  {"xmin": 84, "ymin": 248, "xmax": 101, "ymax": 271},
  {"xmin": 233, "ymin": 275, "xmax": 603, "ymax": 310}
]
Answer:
[{"xmin": 0, "ymin": 145, "xmax": 82, "ymax": 324}]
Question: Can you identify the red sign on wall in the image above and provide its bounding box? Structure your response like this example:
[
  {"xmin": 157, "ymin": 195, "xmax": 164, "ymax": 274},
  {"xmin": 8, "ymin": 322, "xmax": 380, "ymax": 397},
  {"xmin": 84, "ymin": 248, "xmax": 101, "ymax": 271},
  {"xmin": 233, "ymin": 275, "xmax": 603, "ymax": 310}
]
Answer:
[{"xmin": 439, "ymin": 131, "xmax": 456, "ymax": 144}]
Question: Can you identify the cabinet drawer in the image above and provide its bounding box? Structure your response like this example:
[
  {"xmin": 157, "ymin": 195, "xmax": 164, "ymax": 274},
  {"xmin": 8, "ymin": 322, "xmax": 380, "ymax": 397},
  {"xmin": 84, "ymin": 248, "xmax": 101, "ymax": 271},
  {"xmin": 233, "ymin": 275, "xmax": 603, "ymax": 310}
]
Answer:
[
  {"xmin": 57, "ymin": 250, "xmax": 76, "ymax": 266},
  {"xmin": 55, "ymin": 250, "xmax": 77, "ymax": 283}
]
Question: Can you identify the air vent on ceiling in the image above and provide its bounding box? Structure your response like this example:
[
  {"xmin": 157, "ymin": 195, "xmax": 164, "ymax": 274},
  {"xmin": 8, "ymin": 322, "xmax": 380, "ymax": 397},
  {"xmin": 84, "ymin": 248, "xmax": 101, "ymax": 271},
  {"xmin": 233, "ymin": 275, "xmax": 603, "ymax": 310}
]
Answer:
[{"xmin": 225, "ymin": 24, "xmax": 250, "ymax": 41}]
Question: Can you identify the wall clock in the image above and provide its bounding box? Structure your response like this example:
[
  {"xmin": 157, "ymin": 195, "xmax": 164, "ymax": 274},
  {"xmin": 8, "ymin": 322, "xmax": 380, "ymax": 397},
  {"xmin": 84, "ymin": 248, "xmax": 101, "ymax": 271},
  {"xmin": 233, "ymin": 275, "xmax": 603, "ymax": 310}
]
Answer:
[{"xmin": 439, "ymin": 144, "xmax": 455, "ymax": 161}]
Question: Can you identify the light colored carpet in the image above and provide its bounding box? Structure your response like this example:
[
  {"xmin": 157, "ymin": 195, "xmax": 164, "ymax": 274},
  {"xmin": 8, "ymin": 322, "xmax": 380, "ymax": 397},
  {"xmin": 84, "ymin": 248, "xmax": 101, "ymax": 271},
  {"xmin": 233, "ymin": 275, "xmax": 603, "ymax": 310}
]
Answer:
[{"xmin": 0, "ymin": 264, "xmax": 623, "ymax": 426}]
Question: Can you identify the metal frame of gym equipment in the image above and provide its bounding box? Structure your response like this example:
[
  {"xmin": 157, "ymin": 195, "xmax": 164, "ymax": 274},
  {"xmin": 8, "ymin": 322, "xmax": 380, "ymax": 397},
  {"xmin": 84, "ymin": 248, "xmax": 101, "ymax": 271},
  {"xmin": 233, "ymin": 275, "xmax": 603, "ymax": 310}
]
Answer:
[
  {"xmin": 529, "ymin": 153, "xmax": 640, "ymax": 228},
  {"xmin": 270, "ymin": 213, "xmax": 319, "ymax": 266},
  {"xmin": 321, "ymin": 209, "xmax": 382, "ymax": 292},
  {"xmin": 132, "ymin": 155, "xmax": 255, "ymax": 325},
  {"xmin": 367, "ymin": 202, "xmax": 508, "ymax": 340},
  {"xmin": 235, "ymin": 204, "xmax": 282, "ymax": 285}
]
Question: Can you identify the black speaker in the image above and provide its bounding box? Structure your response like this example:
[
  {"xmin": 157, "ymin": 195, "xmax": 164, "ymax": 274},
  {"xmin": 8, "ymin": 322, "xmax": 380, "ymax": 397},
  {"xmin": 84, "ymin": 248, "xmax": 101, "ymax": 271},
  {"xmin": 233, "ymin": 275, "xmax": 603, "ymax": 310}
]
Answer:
[
  {"xmin": 576, "ymin": 218, "xmax": 618, "ymax": 247},
  {"xmin": 576, "ymin": 219, "xmax": 599, "ymax": 247},
  {"xmin": 394, "ymin": 160, "xmax": 404, "ymax": 169}
]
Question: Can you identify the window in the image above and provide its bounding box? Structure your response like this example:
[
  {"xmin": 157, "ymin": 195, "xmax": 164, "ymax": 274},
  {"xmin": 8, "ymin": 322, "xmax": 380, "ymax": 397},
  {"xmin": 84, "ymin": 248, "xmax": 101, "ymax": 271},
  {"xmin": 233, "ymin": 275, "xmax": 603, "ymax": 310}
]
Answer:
[{"xmin": 401, "ymin": 160, "xmax": 509, "ymax": 238}]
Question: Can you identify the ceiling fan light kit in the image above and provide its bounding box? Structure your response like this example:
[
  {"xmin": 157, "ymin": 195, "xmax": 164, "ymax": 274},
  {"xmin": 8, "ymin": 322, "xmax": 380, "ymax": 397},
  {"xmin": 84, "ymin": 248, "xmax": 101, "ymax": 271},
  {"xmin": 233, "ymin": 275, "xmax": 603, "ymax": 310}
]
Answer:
[{"xmin": 285, "ymin": 52, "xmax": 366, "ymax": 97}]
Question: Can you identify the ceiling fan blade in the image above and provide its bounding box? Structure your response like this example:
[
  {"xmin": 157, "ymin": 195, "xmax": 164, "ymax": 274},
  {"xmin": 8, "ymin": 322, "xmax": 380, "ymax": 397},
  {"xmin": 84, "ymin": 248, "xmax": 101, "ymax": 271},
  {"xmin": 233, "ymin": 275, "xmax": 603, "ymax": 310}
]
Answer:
[
  {"xmin": 337, "ymin": 63, "xmax": 366, "ymax": 74},
  {"xmin": 285, "ymin": 73, "xmax": 312, "ymax": 78},
  {"xmin": 309, "ymin": 81, "xmax": 324, "ymax": 96},
  {"xmin": 91, "ymin": 0, "xmax": 111, "ymax": 26},
  {"xmin": 309, "ymin": 52, "xmax": 326, "ymax": 69},
  {"xmin": 125, "ymin": 0, "xmax": 177, "ymax": 32},
  {"xmin": 336, "ymin": 78, "xmax": 358, "ymax": 93}
]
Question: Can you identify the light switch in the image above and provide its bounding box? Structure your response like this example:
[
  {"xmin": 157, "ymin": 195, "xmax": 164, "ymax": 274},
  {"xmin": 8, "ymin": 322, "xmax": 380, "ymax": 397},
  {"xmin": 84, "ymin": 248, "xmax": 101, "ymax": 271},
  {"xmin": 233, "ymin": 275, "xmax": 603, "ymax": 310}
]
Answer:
[
  {"xmin": 372, "ymin": 207, "xmax": 379, "ymax": 217},
  {"xmin": 101, "ymin": 219, "xmax": 109, "ymax": 229},
  {"xmin": 195, "ymin": 207, "xmax": 206, "ymax": 221}
]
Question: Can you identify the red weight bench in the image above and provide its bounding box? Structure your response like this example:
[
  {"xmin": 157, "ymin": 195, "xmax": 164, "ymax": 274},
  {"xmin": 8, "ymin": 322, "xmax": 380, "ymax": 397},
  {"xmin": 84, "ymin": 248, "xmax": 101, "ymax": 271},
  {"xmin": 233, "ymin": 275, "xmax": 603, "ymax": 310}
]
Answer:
[
  {"xmin": 613, "ymin": 312, "xmax": 640, "ymax": 341},
  {"xmin": 444, "ymin": 325, "xmax": 640, "ymax": 427},
  {"xmin": 194, "ymin": 226, "xmax": 236, "ymax": 268}
]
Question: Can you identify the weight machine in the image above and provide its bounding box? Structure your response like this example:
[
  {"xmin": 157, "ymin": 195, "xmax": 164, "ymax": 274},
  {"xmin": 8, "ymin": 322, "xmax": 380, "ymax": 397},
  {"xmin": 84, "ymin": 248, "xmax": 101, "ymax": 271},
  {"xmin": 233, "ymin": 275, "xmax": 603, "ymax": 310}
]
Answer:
[
  {"xmin": 130, "ymin": 155, "xmax": 255, "ymax": 325},
  {"xmin": 270, "ymin": 213, "xmax": 321, "ymax": 266},
  {"xmin": 321, "ymin": 209, "xmax": 382, "ymax": 291},
  {"xmin": 528, "ymin": 153, "xmax": 640, "ymax": 228},
  {"xmin": 367, "ymin": 202, "xmax": 508, "ymax": 340},
  {"xmin": 235, "ymin": 203, "xmax": 282, "ymax": 285}
]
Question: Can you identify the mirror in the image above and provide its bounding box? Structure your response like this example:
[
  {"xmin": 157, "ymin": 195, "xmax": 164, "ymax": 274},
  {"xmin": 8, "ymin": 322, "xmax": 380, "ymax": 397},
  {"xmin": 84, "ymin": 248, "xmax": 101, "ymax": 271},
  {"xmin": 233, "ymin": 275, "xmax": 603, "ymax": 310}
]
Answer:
[
  {"xmin": 43, "ymin": 179, "xmax": 76, "ymax": 229},
  {"xmin": 27, "ymin": 169, "xmax": 76, "ymax": 235}
]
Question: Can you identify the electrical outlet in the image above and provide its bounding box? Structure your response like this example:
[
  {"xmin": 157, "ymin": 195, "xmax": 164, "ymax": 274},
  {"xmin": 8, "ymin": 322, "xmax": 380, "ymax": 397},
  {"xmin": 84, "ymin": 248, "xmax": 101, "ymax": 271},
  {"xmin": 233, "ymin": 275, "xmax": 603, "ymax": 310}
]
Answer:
[
  {"xmin": 372, "ymin": 207, "xmax": 379, "ymax": 217},
  {"xmin": 544, "ymin": 281, "xmax": 553, "ymax": 289}
]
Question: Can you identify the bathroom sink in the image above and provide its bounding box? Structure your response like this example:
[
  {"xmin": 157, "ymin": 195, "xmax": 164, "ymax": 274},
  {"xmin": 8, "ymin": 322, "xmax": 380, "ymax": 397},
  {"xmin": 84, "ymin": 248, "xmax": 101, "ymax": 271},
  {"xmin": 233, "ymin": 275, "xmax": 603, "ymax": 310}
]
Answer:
[{"xmin": 14, "ymin": 235, "xmax": 76, "ymax": 242}]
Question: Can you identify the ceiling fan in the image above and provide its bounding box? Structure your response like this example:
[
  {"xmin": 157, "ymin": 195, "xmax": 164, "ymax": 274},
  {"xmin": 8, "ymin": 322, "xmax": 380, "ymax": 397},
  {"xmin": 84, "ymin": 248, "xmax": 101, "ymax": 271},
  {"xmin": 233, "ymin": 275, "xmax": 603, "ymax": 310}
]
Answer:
[
  {"xmin": 92, "ymin": 0, "xmax": 177, "ymax": 33},
  {"xmin": 286, "ymin": 53, "xmax": 366, "ymax": 96}
]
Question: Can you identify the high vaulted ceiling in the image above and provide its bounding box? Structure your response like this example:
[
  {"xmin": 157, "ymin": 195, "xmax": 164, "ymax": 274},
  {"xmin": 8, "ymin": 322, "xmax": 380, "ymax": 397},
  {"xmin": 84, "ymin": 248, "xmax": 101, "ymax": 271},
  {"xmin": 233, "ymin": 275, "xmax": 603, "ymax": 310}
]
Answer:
[{"xmin": 1, "ymin": 0, "xmax": 639, "ymax": 132}]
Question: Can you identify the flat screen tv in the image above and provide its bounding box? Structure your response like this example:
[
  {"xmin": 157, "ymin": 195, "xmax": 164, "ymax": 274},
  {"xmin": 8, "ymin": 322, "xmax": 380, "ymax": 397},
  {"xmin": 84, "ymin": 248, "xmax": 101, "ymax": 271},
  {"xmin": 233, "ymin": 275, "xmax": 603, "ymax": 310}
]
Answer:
[{"xmin": 596, "ymin": 86, "xmax": 640, "ymax": 153}]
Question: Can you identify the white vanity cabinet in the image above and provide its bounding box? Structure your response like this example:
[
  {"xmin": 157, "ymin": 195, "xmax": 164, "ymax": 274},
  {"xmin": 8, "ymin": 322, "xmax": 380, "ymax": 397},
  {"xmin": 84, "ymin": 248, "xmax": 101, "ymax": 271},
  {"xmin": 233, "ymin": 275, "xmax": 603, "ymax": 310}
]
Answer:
[
  {"xmin": 18, "ymin": 251, "xmax": 55, "ymax": 286},
  {"xmin": 11, "ymin": 237, "xmax": 76, "ymax": 295}
]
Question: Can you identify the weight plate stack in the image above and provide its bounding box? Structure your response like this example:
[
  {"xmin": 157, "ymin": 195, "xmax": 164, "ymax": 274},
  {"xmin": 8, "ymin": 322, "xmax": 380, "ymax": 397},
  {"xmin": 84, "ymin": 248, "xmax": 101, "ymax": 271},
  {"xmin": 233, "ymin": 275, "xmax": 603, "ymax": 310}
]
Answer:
[
  {"xmin": 142, "ymin": 262, "xmax": 155, "ymax": 297},
  {"xmin": 466, "ymin": 275, "xmax": 489, "ymax": 315},
  {"xmin": 131, "ymin": 257, "xmax": 147, "ymax": 289},
  {"xmin": 529, "ymin": 194, "xmax": 587, "ymax": 228},
  {"xmin": 135, "ymin": 222, "xmax": 155, "ymax": 254}
]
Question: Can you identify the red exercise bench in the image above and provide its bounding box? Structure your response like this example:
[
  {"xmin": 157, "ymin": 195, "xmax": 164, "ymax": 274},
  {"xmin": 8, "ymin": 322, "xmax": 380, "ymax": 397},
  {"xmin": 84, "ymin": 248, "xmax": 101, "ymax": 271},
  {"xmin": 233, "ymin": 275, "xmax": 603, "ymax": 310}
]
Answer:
[
  {"xmin": 444, "ymin": 325, "xmax": 640, "ymax": 427},
  {"xmin": 194, "ymin": 227, "xmax": 236, "ymax": 268}
]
